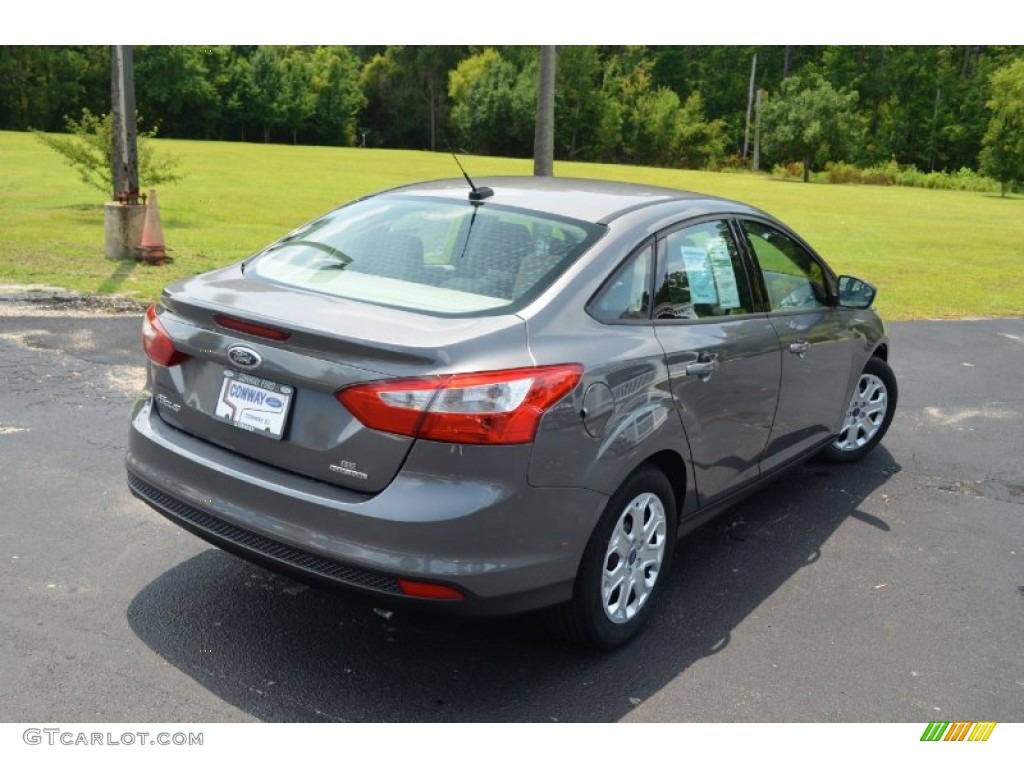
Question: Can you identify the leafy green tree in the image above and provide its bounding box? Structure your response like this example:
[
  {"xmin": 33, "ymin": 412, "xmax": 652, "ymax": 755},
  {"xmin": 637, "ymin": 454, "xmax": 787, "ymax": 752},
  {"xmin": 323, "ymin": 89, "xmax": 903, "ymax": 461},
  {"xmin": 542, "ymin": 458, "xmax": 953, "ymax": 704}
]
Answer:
[
  {"xmin": 33, "ymin": 108, "xmax": 183, "ymax": 197},
  {"xmin": 592, "ymin": 94, "xmax": 625, "ymax": 162},
  {"xmin": 554, "ymin": 45, "xmax": 606, "ymax": 159},
  {"xmin": 943, "ymin": 47, "xmax": 1021, "ymax": 172},
  {"xmin": 360, "ymin": 49, "xmax": 412, "ymax": 147},
  {"xmin": 448, "ymin": 49, "xmax": 536, "ymax": 157},
  {"xmin": 7, "ymin": 44, "xmax": 1024, "ymax": 176},
  {"xmin": 409, "ymin": 46, "xmax": 466, "ymax": 151},
  {"xmin": 761, "ymin": 71, "xmax": 864, "ymax": 182},
  {"xmin": 979, "ymin": 58, "xmax": 1024, "ymax": 197},
  {"xmin": 634, "ymin": 85, "xmax": 681, "ymax": 166},
  {"xmin": 673, "ymin": 92, "xmax": 728, "ymax": 169},
  {"xmin": 222, "ymin": 48, "xmax": 257, "ymax": 141},
  {"xmin": 309, "ymin": 46, "xmax": 365, "ymax": 146},
  {"xmin": 817, "ymin": 46, "xmax": 1020, "ymax": 171},
  {"xmin": 251, "ymin": 47, "xmax": 284, "ymax": 143},
  {"xmin": 361, "ymin": 46, "xmax": 464, "ymax": 150},
  {"xmin": 218, "ymin": 46, "xmax": 282, "ymax": 143},
  {"xmin": 595, "ymin": 53, "xmax": 726, "ymax": 169},
  {"xmin": 277, "ymin": 48, "xmax": 315, "ymax": 145},
  {"xmin": 600, "ymin": 52, "xmax": 662, "ymax": 163},
  {"xmin": 0, "ymin": 46, "xmax": 107, "ymax": 132},
  {"xmin": 134, "ymin": 46, "xmax": 221, "ymax": 138},
  {"xmin": 652, "ymin": 45, "xmax": 750, "ymax": 139},
  {"xmin": 859, "ymin": 47, "xmax": 959, "ymax": 170},
  {"xmin": 448, "ymin": 49, "xmax": 499, "ymax": 106}
]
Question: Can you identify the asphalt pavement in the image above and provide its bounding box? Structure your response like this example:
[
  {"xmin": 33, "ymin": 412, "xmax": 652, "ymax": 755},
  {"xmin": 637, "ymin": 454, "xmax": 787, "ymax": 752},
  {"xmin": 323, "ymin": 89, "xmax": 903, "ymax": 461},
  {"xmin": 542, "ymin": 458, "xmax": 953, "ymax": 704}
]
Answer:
[{"xmin": 1, "ymin": 301, "xmax": 1021, "ymax": 722}]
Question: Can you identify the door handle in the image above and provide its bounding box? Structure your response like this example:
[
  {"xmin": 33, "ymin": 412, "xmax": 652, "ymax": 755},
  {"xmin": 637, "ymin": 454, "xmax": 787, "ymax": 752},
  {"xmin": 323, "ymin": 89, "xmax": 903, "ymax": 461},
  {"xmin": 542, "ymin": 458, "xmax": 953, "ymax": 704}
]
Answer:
[
  {"xmin": 684, "ymin": 359, "xmax": 719, "ymax": 379},
  {"xmin": 789, "ymin": 341, "xmax": 810, "ymax": 358}
]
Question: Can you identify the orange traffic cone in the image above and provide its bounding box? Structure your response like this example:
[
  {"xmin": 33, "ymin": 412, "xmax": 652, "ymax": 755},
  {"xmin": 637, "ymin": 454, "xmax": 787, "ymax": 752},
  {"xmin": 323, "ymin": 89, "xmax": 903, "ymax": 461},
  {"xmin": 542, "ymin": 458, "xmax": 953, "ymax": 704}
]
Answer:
[{"xmin": 138, "ymin": 189, "xmax": 170, "ymax": 265}]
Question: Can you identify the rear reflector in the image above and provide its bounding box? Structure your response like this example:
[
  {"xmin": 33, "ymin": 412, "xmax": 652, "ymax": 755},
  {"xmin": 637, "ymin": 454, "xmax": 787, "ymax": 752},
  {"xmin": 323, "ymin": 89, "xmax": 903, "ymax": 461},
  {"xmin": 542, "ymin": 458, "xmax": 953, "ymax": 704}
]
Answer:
[
  {"xmin": 214, "ymin": 313, "xmax": 291, "ymax": 342},
  {"xmin": 142, "ymin": 304, "xmax": 189, "ymax": 367},
  {"xmin": 337, "ymin": 364, "xmax": 583, "ymax": 445},
  {"xmin": 397, "ymin": 580, "xmax": 463, "ymax": 600}
]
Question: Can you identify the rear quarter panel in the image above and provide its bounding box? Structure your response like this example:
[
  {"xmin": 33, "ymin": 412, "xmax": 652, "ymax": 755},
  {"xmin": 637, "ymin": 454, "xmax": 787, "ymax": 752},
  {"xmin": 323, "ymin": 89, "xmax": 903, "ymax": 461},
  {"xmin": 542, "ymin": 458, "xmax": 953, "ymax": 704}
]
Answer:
[{"xmin": 521, "ymin": 218, "xmax": 698, "ymax": 513}]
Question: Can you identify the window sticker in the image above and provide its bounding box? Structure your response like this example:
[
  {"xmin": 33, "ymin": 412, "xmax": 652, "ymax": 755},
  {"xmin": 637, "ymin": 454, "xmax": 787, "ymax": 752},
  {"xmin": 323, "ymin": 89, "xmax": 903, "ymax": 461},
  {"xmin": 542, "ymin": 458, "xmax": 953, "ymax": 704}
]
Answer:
[
  {"xmin": 706, "ymin": 237, "xmax": 742, "ymax": 309},
  {"xmin": 680, "ymin": 246, "xmax": 718, "ymax": 305}
]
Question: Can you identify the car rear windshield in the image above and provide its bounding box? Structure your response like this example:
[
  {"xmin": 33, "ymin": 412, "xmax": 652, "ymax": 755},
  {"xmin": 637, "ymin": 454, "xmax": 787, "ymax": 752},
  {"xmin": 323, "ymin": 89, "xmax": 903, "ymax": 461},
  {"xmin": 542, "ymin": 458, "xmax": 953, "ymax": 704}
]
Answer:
[{"xmin": 248, "ymin": 196, "xmax": 605, "ymax": 316}]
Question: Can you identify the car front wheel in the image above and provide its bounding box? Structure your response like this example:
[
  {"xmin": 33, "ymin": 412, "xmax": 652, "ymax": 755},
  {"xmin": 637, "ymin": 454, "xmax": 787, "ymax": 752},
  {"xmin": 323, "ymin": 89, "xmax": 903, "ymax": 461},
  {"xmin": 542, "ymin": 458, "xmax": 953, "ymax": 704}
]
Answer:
[
  {"xmin": 820, "ymin": 356, "xmax": 897, "ymax": 463},
  {"xmin": 545, "ymin": 465, "xmax": 676, "ymax": 649}
]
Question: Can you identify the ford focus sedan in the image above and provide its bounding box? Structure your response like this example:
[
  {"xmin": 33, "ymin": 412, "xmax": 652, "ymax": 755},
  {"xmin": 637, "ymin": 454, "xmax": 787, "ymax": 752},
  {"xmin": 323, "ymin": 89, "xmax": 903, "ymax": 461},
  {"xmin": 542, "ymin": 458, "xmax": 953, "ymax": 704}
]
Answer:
[{"xmin": 126, "ymin": 177, "xmax": 897, "ymax": 648}]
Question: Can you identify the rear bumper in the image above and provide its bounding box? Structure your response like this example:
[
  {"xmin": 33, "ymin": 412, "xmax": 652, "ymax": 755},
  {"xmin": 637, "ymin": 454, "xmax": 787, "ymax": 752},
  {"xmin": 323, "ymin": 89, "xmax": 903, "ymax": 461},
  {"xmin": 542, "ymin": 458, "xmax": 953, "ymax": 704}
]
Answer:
[{"xmin": 126, "ymin": 397, "xmax": 607, "ymax": 616}]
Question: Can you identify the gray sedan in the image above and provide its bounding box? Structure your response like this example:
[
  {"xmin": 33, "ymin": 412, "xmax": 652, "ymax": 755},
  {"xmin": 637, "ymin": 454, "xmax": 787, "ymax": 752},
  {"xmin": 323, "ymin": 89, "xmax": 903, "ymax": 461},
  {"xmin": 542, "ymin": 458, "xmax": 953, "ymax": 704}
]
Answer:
[{"xmin": 127, "ymin": 177, "xmax": 896, "ymax": 648}]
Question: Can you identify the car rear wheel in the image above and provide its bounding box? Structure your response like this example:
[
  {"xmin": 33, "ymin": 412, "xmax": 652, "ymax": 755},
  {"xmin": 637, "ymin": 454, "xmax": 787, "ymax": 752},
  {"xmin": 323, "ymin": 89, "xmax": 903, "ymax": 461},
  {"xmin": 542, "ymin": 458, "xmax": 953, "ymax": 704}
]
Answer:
[
  {"xmin": 545, "ymin": 465, "xmax": 676, "ymax": 649},
  {"xmin": 820, "ymin": 356, "xmax": 897, "ymax": 463}
]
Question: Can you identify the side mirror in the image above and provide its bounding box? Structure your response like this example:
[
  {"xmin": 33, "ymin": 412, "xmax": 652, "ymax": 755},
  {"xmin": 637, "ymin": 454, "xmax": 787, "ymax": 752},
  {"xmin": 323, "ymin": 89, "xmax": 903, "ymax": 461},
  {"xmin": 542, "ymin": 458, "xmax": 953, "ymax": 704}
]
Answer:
[{"xmin": 837, "ymin": 275, "xmax": 877, "ymax": 309}]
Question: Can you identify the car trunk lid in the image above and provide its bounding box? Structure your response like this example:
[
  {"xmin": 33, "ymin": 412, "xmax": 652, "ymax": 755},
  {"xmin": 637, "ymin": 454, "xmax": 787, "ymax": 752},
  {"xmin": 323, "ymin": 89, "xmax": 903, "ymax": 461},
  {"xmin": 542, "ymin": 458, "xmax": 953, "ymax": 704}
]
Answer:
[{"xmin": 148, "ymin": 265, "xmax": 531, "ymax": 493}]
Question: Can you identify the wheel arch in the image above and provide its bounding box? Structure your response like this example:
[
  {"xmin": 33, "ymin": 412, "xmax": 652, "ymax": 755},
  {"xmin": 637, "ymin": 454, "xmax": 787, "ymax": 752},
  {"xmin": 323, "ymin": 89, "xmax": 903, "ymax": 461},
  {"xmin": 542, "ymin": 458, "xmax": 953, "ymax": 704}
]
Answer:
[{"xmin": 640, "ymin": 448, "xmax": 688, "ymax": 524}]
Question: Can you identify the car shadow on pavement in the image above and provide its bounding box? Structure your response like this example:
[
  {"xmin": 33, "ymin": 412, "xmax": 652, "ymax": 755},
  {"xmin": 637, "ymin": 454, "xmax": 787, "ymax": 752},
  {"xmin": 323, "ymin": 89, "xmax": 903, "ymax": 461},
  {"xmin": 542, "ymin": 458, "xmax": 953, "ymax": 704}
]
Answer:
[{"xmin": 127, "ymin": 447, "xmax": 900, "ymax": 722}]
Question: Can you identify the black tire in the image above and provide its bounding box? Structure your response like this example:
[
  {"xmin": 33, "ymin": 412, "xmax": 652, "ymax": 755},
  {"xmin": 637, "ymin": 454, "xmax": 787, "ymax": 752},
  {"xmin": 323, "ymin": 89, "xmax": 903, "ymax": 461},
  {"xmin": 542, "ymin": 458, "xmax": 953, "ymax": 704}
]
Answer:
[
  {"xmin": 544, "ymin": 465, "xmax": 677, "ymax": 650},
  {"xmin": 819, "ymin": 356, "xmax": 898, "ymax": 464}
]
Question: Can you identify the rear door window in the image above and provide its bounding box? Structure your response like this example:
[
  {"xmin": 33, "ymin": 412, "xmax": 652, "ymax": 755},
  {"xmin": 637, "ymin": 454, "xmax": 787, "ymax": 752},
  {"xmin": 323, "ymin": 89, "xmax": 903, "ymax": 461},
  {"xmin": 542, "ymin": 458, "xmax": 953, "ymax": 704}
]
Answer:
[{"xmin": 653, "ymin": 220, "xmax": 754, "ymax": 320}]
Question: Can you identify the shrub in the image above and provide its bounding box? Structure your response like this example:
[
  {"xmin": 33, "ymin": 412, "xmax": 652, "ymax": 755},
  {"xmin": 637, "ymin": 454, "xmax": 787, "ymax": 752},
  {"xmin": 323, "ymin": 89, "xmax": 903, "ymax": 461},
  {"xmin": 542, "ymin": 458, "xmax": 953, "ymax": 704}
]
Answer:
[
  {"xmin": 771, "ymin": 161, "xmax": 806, "ymax": 180},
  {"xmin": 33, "ymin": 109, "xmax": 183, "ymax": 198},
  {"xmin": 817, "ymin": 159, "xmax": 999, "ymax": 192},
  {"xmin": 825, "ymin": 162, "xmax": 868, "ymax": 185}
]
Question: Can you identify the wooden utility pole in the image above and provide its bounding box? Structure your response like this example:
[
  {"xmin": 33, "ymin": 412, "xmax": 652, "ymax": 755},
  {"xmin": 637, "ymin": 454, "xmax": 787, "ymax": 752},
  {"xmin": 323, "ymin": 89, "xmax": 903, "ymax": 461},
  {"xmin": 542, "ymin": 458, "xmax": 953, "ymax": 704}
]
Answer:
[
  {"xmin": 753, "ymin": 89, "xmax": 764, "ymax": 172},
  {"xmin": 105, "ymin": 45, "xmax": 146, "ymax": 261},
  {"xmin": 743, "ymin": 53, "xmax": 757, "ymax": 163},
  {"xmin": 533, "ymin": 45, "xmax": 556, "ymax": 177},
  {"xmin": 110, "ymin": 45, "xmax": 139, "ymax": 203}
]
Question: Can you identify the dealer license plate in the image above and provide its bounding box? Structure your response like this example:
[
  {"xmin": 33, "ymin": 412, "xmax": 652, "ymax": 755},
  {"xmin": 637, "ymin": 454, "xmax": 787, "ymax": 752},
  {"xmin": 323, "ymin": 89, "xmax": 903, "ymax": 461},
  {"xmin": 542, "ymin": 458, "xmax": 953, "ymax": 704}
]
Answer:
[{"xmin": 215, "ymin": 370, "xmax": 293, "ymax": 439}]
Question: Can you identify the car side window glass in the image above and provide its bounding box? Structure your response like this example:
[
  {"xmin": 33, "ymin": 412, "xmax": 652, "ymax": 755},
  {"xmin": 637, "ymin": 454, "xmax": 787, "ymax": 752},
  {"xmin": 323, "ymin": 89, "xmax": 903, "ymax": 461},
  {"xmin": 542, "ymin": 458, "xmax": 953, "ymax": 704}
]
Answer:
[
  {"xmin": 589, "ymin": 243, "xmax": 653, "ymax": 322},
  {"xmin": 653, "ymin": 220, "xmax": 753, "ymax": 320},
  {"xmin": 740, "ymin": 220, "xmax": 828, "ymax": 312}
]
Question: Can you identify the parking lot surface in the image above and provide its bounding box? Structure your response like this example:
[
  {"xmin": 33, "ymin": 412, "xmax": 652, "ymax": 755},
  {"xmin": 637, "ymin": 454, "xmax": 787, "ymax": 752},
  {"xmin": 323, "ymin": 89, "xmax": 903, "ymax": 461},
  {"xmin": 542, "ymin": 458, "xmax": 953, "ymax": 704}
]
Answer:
[{"xmin": 1, "ymin": 303, "xmax": 1021, "ymax": 722}]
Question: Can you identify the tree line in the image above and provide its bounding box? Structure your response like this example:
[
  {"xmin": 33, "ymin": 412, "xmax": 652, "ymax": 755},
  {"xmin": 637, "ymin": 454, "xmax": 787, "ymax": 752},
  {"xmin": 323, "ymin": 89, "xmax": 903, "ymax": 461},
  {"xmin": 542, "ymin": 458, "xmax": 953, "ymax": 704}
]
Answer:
[{"xmin": 2, "ymin": 45, "xmax": 1022, "ymax": 183}]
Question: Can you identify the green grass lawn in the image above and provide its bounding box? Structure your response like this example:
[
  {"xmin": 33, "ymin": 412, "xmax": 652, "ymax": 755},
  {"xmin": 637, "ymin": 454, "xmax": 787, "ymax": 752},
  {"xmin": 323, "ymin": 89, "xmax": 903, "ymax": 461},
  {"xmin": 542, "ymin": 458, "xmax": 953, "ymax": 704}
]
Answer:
[{"xmin": 2, "ymin": 130, "xmax": 1022, "ymax": 320}]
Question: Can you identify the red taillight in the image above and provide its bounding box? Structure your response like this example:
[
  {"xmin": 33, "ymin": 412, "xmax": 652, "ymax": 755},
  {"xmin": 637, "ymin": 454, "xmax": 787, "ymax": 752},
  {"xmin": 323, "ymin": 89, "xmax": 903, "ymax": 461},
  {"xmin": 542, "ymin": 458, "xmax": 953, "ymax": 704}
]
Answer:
[
  {"xmin": 142, "ymin": 304, "xmax": 189, "ymax": 367},
  {"xmin": 397, "ymin": 580, "xmax": 463, "ymax": 600},
  {"xmin": 213, "ymin": 313, "xmax": 291, "ymax": 341},
  {"xmin": 337, "ymin": 364, "xmax": 583, "ymax": 445}
]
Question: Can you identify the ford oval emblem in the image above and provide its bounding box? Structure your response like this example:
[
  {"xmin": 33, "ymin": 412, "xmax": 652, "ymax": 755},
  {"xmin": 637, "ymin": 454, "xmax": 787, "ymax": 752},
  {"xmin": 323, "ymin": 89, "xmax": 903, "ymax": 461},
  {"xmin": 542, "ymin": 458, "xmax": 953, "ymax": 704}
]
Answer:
[{"xmin": 227, "ymin": 345, "xmax": 262, "ymax": 369}]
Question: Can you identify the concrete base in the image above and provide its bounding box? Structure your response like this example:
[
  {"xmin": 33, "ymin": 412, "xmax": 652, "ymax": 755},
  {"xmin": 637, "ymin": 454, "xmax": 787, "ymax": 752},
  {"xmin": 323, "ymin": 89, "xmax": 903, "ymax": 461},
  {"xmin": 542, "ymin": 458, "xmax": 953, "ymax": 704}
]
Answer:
[{"xmin": 104, "ymin": 202, "xmax": 146, "ymax": 261}]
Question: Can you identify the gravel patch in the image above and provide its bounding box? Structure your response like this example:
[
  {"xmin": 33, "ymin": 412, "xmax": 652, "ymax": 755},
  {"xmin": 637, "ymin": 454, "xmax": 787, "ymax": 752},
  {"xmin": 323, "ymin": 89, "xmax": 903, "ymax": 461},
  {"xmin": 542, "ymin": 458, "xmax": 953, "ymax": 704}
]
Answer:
[{"xmin": 0, "ymin": 284, "xmax": 146, "ymax": 316}]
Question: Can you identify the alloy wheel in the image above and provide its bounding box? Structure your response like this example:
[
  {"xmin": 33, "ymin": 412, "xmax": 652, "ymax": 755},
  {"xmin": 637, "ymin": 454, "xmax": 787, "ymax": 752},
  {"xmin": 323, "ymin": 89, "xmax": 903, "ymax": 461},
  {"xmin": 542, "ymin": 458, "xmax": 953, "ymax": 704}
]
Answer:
[
  {"xmin": 601, "ymin": 492, "xmax": 667, "ymax": 624},
  {"xmin": 834, "ymin": 372, "xmax": 888, "ymax": 452}
]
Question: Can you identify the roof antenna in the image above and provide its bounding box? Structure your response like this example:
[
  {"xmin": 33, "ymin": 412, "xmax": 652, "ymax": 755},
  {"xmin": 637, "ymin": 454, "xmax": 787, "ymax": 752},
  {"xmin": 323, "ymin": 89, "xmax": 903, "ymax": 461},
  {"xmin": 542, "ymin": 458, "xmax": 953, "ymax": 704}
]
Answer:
[{"xmin": 446, "ymin": 141, "xmax": 493, "ymax": 203}]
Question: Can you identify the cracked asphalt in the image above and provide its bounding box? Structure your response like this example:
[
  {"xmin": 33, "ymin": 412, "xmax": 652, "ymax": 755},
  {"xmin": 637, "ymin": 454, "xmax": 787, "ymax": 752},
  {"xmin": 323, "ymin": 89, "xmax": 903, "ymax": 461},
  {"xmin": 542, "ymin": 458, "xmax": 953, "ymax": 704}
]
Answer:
[{"xmin": 1, "ymin": 299, "xmax": 1021, "ymax": 722}]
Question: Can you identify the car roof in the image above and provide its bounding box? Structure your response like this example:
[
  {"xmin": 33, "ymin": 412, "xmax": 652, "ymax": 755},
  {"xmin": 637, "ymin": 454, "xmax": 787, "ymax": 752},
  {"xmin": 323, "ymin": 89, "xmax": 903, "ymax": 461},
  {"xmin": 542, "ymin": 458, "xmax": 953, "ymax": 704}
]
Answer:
[{"xmin": 382, "ymin": 176, "xmax": 758, "ymax": 225}]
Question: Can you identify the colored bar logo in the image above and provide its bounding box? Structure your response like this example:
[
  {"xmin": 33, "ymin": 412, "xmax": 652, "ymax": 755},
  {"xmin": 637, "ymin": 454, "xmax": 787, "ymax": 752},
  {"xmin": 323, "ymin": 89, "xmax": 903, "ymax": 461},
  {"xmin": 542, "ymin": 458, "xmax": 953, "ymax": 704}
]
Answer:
[{"xmin": 921, "ymin": 722, "xmax": 997, "ymax": 741}]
